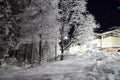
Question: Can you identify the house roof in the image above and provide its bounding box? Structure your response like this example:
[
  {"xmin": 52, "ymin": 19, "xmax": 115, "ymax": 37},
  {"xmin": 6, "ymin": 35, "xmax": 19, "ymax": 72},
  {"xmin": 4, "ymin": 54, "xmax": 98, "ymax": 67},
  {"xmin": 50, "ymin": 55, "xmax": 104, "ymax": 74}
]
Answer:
[{"xmin": 95, "ymin": 27, "xmax": 120, "ymax": 36}]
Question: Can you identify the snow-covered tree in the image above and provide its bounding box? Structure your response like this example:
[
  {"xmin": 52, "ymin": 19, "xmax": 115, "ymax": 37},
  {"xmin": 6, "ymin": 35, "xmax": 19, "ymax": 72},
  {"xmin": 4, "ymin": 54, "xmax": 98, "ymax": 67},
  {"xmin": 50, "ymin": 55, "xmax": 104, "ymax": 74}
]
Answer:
[
  {"xmin": 18, "ymin": 0, "xmax": 59, "ymax": 64},
  {"xmin": 57, "ymin": 0, "xmax": 75, "ymax": 60},
  {"xmin": 71, "ymin": 14, "xmax": 99, "ymax": 44},
  {"xmin": 58, "ymin": 0, "xmax": 99, "ymax": 60},
  {"xmin": 0, "ymin": 0, "xmax": 21, "ymax": 60}
]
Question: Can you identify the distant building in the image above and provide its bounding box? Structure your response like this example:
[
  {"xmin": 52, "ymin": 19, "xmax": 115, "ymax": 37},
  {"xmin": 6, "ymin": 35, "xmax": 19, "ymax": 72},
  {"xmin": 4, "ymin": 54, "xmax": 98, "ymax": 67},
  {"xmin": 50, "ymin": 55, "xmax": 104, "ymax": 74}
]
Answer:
[
  {"xmin": 69, "ymin": 28, "xmax": 120, "ymax": 54},
  {"xmin": 94, "ymin": 28, "xmax": 120, "ymax": 53}
]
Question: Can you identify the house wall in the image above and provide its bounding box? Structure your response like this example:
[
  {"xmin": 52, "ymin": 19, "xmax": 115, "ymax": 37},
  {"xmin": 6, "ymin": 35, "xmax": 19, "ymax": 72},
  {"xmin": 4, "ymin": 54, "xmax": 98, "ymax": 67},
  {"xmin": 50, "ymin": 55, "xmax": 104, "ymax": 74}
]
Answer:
[
  {"xmin": 79, "ymin": 36, "xmax": 120, "ymax": 53},
  {"xmin": 111, "ymin": 37, "xmax": 120, "ymax": 47},
  {"xmin": 101, "ymin": 48, "xmax": 116, "ymax": 53},
  {"xmin": 100, "ymin": 37, "xmax": 120, "ymax": 53},
  {"xmin": 102, "ymin": 37, "xmax": 112, "ymax": 48}
]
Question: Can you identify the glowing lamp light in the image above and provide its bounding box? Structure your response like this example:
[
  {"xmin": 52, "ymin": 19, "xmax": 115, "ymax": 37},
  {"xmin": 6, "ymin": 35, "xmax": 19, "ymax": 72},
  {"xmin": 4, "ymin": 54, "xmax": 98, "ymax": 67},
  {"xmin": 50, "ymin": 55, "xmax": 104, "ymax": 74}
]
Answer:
[{"xmin": 64, "ymin": 36, "xmax": 68, "ymax": 40}]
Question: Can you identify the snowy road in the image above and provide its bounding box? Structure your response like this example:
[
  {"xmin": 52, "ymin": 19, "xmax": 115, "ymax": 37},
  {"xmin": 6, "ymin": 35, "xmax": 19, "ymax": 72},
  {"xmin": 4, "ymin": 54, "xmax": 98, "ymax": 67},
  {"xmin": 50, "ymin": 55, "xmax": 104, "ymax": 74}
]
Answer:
[{"xmin": 0, "ymin": 58, "xmax": 97, "ymax": 80}]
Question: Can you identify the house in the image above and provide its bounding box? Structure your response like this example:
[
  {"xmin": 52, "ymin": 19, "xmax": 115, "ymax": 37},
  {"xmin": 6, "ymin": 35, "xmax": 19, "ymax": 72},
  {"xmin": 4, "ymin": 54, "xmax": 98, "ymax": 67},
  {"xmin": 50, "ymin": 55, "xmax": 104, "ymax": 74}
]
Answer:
[
  {"xmin": 69, "ymin": 28, "xmax": 120, "ymax": 54},
  {"xmin": 95, "ymin": 28, "xmax": 120, "ymax": 53}
]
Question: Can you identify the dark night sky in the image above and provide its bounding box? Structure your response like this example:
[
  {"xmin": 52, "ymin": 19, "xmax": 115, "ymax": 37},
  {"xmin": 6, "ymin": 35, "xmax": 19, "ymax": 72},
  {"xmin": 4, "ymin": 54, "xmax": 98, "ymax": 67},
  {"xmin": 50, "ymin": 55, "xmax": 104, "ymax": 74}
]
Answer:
[{"xmin": 87, "ymin": 0, "xmax": 120, "ymax": 32}]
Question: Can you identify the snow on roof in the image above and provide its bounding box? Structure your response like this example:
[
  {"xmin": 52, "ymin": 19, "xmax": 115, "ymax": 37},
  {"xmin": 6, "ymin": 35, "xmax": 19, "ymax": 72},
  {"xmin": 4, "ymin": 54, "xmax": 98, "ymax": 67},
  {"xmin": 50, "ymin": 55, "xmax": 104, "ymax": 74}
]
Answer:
[{"xmin": 95, "ymin": 27, "xmax": 120, "ymax": 36}]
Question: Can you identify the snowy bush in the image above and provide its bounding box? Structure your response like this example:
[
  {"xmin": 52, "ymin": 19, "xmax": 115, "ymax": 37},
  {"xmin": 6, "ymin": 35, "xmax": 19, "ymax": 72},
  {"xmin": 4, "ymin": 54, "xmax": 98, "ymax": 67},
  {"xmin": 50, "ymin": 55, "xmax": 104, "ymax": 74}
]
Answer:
[
  {"xmin": 81, "ymin": 51, "xmax": 120, "ymax": 63},
  {"xmin": 80, "ymin": 52, "xmax": 120, "ymax": 80},
  {"xmin": 85, "ymin": 62, "xmax": 120, "ymax": 80}
]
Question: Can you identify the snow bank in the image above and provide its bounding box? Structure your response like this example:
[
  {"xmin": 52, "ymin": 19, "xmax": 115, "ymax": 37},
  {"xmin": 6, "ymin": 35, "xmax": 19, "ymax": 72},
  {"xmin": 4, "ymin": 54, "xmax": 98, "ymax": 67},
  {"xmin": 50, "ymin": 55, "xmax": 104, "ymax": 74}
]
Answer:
[
  {"xmin": 0, "ymin": 52, "xmax": 120, "ymax": 80},
  {"xmin": 0, "ymin": 54, "xmax": 96, "ymax": 80}
]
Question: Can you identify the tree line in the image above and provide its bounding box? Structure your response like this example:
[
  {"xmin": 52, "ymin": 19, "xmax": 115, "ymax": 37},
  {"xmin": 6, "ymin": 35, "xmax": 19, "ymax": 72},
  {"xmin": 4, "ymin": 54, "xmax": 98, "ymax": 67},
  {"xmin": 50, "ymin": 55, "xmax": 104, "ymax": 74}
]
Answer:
[{"xmin": 0, "ymin": 0, "xmax": 99, "ymax": 67}]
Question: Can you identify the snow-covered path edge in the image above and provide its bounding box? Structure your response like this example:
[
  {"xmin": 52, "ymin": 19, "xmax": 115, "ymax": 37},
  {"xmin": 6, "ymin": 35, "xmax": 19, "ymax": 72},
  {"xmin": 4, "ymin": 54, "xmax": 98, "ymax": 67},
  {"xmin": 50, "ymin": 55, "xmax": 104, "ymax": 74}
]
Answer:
[{"xmin": 0, "ymin": 59, "xmax": 96, "ymax": 80}]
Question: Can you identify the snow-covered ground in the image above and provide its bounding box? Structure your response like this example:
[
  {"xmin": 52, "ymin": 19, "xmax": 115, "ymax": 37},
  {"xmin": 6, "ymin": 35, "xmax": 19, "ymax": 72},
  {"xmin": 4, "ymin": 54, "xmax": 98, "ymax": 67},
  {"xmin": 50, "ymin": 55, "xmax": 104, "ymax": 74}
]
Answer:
[{"xmin": 1, "ymin": 52, "xmax": 120, "ymax": 80}]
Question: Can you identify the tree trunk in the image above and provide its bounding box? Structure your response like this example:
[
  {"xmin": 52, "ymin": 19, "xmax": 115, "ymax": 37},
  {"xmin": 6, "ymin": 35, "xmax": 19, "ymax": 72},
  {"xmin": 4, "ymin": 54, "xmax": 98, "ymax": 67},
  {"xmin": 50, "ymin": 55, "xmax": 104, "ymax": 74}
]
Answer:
[
  {"xmin": 55, "ymin": 44, "xmax": 57, "ymax": 61},
  {"xmin": 60, "ymin": 23, "xmax": 64, "ymax": 60},
  {"xmin": 24, "ymin": 44, "xmax": 27, "ymax": 67},
  {"xmin": 39, "ymin": 34, "xmax": 42, "ymax": 64},
  {"xmin": 31, "ymin": 43, "xmax": 34, "ymax": 67},
  {"xmin": 43, "ymin": 41, "xmax": 48, "ymax": 63}
]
